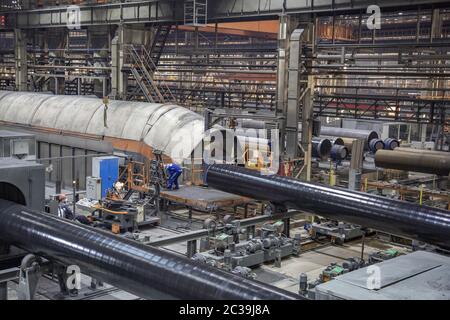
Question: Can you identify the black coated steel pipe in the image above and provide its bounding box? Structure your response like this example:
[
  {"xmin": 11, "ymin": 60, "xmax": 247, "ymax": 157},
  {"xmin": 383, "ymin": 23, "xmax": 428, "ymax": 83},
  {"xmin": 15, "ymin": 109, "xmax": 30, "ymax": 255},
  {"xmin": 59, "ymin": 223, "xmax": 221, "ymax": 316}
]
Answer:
[
  {"xmin": 0, "ymin": 199, "xmax": 298, "ymax": 300},
  {"xmin": 206, "ymin": 165, "xmax": 450, "ymax": 250}
]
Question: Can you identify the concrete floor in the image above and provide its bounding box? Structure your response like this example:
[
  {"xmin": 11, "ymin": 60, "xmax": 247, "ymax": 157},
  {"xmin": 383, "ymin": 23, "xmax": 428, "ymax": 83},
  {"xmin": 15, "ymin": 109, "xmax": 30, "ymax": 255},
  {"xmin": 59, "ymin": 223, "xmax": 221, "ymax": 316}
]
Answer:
[
  {"xmin": 259, "ymin": 237, "xmax": 408, "ymax": 294},
  {"xmin": 7, "ymin": 274, "xmax": 141, "ymax": 300},
  {"xmin": 5, "ymin": 222, "xmax": 408, "ymax": 300},
  {"xmin": 8, "ymin": 188, "xmax": 409, "ymax": 300}
]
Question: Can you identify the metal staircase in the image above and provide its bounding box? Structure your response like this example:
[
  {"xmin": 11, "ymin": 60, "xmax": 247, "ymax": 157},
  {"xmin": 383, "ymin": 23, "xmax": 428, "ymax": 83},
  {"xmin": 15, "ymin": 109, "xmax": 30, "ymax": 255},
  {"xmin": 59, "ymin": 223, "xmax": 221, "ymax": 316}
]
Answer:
[
  {"xmin": 148, "ymin": 24, "xmax": 172, "ymax": 70},
  {"xmin": 125, "ymin": 24, "xmax": 175, "ymax": 103},
  {"xmin": 126, "ymin": 44, "xmax": 175, "ymax": 103}
]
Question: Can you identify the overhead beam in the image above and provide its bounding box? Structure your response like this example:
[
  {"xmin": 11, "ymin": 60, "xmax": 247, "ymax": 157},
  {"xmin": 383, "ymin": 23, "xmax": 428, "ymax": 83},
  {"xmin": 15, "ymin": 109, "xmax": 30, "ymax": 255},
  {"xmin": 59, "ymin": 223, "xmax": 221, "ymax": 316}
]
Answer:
[
  {"xmin": 2, "ymin": 0, "xmax": 449, "ymax": 29},
  {"xmin": 178, "ymin": 21, "xmax": 278, "ymax": 39},
  {"xmin": 209, "ymin": 0, "xmax": 450, "ymax": 21},
  {"xmin": 14, "ymin": 29, "xmax": 27, "ymax": 91},
  {"xmin": 2, "ymin": 1, "xmax": 176, "ymax": 29}
]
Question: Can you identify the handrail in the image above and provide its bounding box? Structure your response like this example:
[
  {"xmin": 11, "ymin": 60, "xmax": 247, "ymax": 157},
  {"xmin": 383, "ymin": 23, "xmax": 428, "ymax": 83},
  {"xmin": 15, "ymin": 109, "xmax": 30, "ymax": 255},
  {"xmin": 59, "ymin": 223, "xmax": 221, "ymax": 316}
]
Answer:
[
  {"xmin": 124, "ymin": 44, "xmax": 177, "ymax": 103},
  {"xmin": 140, "ymin": 44, "xmax": 176, "ymax": 102}
]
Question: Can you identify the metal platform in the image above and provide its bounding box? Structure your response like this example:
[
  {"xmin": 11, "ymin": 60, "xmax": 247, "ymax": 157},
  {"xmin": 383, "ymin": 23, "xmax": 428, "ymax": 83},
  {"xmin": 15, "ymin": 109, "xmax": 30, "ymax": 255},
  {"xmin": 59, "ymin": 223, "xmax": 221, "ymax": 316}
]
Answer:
[
  {"xmin": 315, "ymin": 251, "xmax": 450, "ymax": 300},
  {"xmin": 160, "ymin": 185, "xmax": 251, "ymax": 211}
]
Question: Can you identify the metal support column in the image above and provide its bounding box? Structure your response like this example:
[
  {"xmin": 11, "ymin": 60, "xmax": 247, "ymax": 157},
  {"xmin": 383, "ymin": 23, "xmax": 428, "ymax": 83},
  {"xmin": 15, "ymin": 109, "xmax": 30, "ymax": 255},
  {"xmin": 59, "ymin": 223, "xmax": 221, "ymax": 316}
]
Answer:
[
  {"xmin": 111, "ymin": 26, "xmax": 128, "ymax": 99},
  {"xmin": 276, "ymin": 15, "xmax": 296, "ymax": 158},
  {"xmin": 348, "ymin": 139, "xmax": 365, "ymax": 190},
  {"xmin": 299, "ymin": 72, "xmax": 315, "ymax": 182},
  {"xmin": 15, "ymin": 29, "xmax": 28, "ymax": 91},
  {"xmin": 54, "ymin": 77, "xmax": 58, "ymax": 95},
  {"xmin": 102, "ymin": 78, "xmax": 108, "ymax": 97},
  {"xmin": 111, "ymin": 34, "xmax": 119, "ymax": 97},
  {"xmin": 285, "ymin": 21, "xmax": 315, "ymax": 181},
  {"xmin": 0, "ymin": 282, "xmax": 6, "ymax": 300},
  {"xmin": 285, "ymin": 28, "xmax": 305, "ymax": 159},
  {"xmin": 187, "ymin": 239, "xmax": 197, "ymax": 258},
  {"xmin": 0, "ymin": 241, "xmax": 13, "ymax": 300},
  {"xmin": 283, "ymin": 218, "xmax": 290, "ymax": 238},
  {"xmin": 430, "ymin": 8, "xmax": 442, "ymax": 42},
  {"xmin": 300, "ymin": 22, "xmax": 315, "ymax": 182},
  {"xmin": 77, "ymin": 78, "xmax": 82, "ymax": 95},
  {"xmin": 420, "ymin": 123, "xmax": 427, "ymax": 147}
]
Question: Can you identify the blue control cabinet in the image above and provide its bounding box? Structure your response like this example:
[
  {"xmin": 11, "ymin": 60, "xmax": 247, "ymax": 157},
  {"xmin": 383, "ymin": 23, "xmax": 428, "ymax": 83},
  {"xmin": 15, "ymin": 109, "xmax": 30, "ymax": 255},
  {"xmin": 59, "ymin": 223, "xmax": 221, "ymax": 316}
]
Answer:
[{"xmin": 92, "ymin": 156, "xmax": 119, "ymax": 198}]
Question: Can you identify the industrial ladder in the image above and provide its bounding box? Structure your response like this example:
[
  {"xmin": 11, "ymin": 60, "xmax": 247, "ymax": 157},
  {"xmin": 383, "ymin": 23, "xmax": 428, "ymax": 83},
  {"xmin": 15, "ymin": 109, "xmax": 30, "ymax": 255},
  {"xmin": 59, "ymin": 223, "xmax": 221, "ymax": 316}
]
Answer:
[{"xmin": 184, "ymin": 0, "xmax": 208, "ymax": 26}]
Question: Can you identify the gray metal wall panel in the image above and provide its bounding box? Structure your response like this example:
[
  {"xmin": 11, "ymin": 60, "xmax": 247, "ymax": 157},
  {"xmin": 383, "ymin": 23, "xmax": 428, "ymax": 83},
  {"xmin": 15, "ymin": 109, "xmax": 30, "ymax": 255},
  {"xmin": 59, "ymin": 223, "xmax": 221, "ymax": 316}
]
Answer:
[
  {"xmin": 39, "ymin": 141, "xmax": 50, "ymax": 181},
  {"xmin": 86, "ymin": 151, "xmax": 96, "ymax": 179},
  {"xmin": 62, "ymin": 146, "xmax": 73, "ymax": 189},
  {"xmin": 50, "ymin": 144, "xmax": 60, "ymax": 184},
  {"xmin": 74, "ymin": 148, "xmax": 87, "ymax": 190}
]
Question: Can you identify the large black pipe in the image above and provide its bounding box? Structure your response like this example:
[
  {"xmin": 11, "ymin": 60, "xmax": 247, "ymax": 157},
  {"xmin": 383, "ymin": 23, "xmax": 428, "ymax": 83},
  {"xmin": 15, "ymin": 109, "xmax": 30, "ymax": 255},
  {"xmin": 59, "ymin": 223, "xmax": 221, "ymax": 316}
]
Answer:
[
  {"xmin": 0, "ymin": 199, "xmax": 298, "ymax": 300},
  {"xmin": 206, "ymin": 165, "xmax": 450, "ymax": 250}
]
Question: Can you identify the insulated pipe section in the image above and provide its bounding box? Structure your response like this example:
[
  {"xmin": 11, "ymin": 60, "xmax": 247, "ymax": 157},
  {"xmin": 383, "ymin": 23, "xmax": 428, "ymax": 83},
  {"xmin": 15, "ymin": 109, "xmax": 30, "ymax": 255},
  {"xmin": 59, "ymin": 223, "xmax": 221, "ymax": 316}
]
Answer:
[
  {"xmin": 330, "ymin": 145, "xmax": 348, "ymax": 161},
  {"xmin": 331, "ymin": 137, "xmax": 345, "ymax": 146},
  {"xmin": 369, "ymin": 139, "xmax": 385, "ymax": 153},
  {"xmin": 312, "ymin": 138, "xmax": 332, "ymax": 159},
  {"xmin": 375, "ymin": 149, "xmax": 450, "ymax": 176},
  {"xmin": 341, "ymin": 137, "xmax": 355, "ymax": 153},
  {"xmin": 320, "ymin": 127, "xmax": 378, "ymax": 149},
  {"xmin": 394, "ymin": 147, "xmax": 449, "ymax": 156},
  {"xmin": 237, "ymin": 119, "xmax": 266, "ymax": 129},
  {"xmin": 383, "ymin": 138, "xmax": 399, "ymax": 150},
  {"xmin": 205, "ymin": 165, "xmax": 450, "ymax": 250},
  {"xmin": 0, "ymin": 200, "xmax": 298, "ymax": 300},
  {"xmin": 320, "ymin": 136, "xmax": 345, "ymax": 146}
]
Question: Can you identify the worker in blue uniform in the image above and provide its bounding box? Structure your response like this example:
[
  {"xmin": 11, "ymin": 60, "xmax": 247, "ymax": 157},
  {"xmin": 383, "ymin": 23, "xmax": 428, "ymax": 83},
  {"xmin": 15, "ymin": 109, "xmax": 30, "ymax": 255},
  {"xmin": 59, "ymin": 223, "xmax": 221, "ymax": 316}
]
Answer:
[{"xmin": 165, "ymin": 163, "xmax": 183, "ymax": 190}]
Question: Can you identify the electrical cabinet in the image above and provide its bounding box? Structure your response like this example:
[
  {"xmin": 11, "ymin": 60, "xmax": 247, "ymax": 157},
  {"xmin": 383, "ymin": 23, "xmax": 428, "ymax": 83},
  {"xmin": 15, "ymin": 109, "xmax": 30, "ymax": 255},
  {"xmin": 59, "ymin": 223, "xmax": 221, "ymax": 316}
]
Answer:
[
  {"xmin": 86, "ymin": 176, "xmax": 102, "ymax": 200},
  {"xmin": 92, "ymin": 156, "xmax": 119, "ymax": 198}
]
